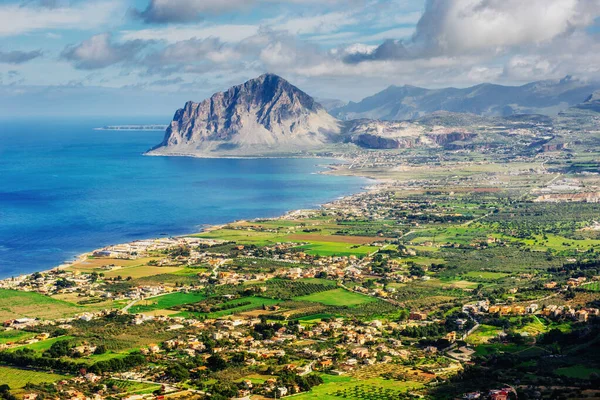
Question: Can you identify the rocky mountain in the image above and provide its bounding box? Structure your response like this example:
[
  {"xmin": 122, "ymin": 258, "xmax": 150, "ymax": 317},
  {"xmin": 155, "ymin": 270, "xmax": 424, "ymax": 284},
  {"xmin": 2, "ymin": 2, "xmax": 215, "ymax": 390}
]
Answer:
[
  {"xmin": 343, "ymin": 118, "xmax": 477, "ymax": 150},
  {"xmin": 148, "ymin": 74, "xmax": 341, "ymax": 157},
  {"xmin": 331, "ymin": 76, "xmax": 600, "ymax": 121}
]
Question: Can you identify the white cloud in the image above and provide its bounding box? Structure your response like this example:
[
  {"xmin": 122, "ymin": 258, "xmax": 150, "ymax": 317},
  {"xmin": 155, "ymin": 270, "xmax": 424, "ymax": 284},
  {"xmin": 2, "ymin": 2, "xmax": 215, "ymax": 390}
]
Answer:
[
  {"xmin": 120, "ymin": 25, "xmax": 259, "ymax": 44},
  {"xmin": 0, "ymin": 1, "xmax": 122, "ymax": 37},
  {"xmin": 266, "ymin": 11, "xmax": 359, "ymax": 35},
  {"xmin": 426, "ymin": 0, "xmax": 600, "ymax": 54},
  {"xmin": 62, "ymin": 33, "xmax": 146, "ymax": 70}
]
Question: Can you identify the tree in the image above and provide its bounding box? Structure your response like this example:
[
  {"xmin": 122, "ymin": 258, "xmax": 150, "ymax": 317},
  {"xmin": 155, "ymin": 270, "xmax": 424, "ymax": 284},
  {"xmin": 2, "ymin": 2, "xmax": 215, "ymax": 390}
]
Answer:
[
  {"xmin": 409, "ymin": 265, "xmax": 425, "ymax": 277},
  {"xmin": 206, "ymin": 354, "xmax": 227, "ymax": 371},
  {"xmin": 46, "ymin": 339, "xmax": 72, "ymax": 358},
  {"xmin": 94, "ymin": 344, "xmax": 107, "ymax": 355},
  {"xmin": 164, "ymin": 363, "xmax": 190, "ymax": 382}
]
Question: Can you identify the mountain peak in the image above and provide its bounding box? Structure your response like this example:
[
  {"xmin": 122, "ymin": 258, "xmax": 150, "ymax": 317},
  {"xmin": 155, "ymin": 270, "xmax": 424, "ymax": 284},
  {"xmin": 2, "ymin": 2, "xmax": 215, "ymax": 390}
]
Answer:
[{"xmin": 148, "ymin": 74, "xmax": 340, "ymax": 156}]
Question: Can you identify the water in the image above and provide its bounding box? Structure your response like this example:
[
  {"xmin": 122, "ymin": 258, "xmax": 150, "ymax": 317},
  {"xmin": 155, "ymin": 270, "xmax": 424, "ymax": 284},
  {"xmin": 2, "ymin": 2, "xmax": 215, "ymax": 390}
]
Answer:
[{"xmin": 0, "ymin": 117, "xmax": 367, "ymax": 278}]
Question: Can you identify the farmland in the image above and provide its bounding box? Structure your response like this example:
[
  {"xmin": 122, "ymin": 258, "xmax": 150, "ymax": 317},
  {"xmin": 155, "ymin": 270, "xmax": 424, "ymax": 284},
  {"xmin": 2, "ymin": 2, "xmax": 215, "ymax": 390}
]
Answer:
[
  {"xmin": 0, "ymin": 289, "xmax": 82, "ymax": 320},
  {"xmin": 0, "ymin": 366, "xmax": 68, "ymax": 389},
  {"xmin": 296, "ymin": 288, "xmax": 378, "ymax": 307},
  {"xmin": 128, "ymin": 291, "xmax": 206, "ymax": 314},
  {"xmin": 293, "ymin": 374, "xmax": 424, "ymax": 400}
]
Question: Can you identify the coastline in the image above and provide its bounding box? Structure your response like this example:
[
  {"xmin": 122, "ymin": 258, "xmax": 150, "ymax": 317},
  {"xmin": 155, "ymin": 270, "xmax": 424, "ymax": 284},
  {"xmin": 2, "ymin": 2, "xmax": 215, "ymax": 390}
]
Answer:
[{"xmin": 1, "ymin": 160, "xmax": 378, "ymax": 283}]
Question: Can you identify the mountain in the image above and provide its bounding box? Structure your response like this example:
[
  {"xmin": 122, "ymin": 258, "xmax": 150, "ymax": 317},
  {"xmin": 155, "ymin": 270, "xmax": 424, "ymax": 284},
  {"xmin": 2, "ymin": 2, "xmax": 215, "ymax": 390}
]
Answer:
[
  {"xmin": 572, "ymin": 91, "xmax": 600, "ymax": 113},
  {"xmin": 148, "ymin": 74, "xmax": 341, "ymax": 157},
  {"xmin": 331, "ymin": 76, "xmax": 600, "ymax": 121},
  {"xmin": 316, "ymin": 97, "xmax": 348, "ymax": 112}
]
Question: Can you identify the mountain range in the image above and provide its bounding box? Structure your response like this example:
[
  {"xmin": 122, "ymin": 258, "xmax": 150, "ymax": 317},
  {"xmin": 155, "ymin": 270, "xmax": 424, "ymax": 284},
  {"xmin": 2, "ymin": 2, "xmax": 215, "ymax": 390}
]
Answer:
[
  {"xmin": 330, "ymin": 76, "xmax": 600, "ymax": 121},
  {"xmin": 148, "ymin": 74, "xmax": 600, "ymax": 157}
]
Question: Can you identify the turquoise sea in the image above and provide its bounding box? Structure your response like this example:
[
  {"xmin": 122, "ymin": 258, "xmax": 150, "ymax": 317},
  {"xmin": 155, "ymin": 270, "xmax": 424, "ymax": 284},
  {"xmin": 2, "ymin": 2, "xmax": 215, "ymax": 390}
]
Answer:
[{"xmin": 0, "ymin": 117, "xmax": 367, "ymax": 279}]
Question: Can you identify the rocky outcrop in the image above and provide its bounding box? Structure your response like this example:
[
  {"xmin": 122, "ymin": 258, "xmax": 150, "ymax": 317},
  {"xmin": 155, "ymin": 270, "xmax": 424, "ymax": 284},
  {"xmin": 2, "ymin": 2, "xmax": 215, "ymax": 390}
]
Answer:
[
  {"xmin": 344, "ymin": 119, "xmax": 476, "ymax": 150},
  {"xmin": 425, "ymin": 132, "xmax": 477, "ymax": 146},
  {"xmin": 351, "ymin": 133, "xmax": 416, "ymax": 149},
  {"xmin": 148, "ymin": 74, "xmax": 341, "ymax": 157}
]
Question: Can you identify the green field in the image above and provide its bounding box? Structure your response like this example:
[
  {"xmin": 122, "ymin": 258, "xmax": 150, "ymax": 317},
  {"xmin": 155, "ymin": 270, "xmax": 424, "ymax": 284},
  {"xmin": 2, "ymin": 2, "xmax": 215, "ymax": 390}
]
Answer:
[
  {"xmin": 295, "ymin": 288, "xmax": 377, "ymax": 307},
  {"xmin": 194, "ymin": 228, "xmax": 286, "ymax": 246},
  {"xmin": 0, "ymin": 289, "xmax": 83, "ymax": 320},
  {"xmin": 466, "ymin": 324, "xmax": 502, "ymax": 345},
  {"xmin": 293, "ymin": 374, "xmax": 423, "ymax": 400},
  {"xmin": 0, "ymin": 366, "xmax": 69, "ymax": 389},
  {"xmin": 175, "ymin": 296, "xmax": 281, "ymax": 319},
  {"xmin": 128, "ymin": 291, "xmax": 206, "ymax": 314},
  {"xmin": 0, "ymin": 330, "xmax": 36, "ymax": 344},
  {"xmin": 104, "ymin": 379, "xmax": 161, "ymax": 395},
  {"xmin": 463, "ymin": 271, "xmax": 509, "ymax": 280},
  {"xmin": 555, "ymin": 365, "xmax": 600, "ymax": 379},
  {"xmin": 296, "ymin": 241, "xmax": 376, "ymax": 256},
  {"xmin": 581, "ymin": 282, "xmax": 600, "ymax": 292},
  {"xmin": 9, "ymin": 335, "xmax": 75, "ymax": 353}
]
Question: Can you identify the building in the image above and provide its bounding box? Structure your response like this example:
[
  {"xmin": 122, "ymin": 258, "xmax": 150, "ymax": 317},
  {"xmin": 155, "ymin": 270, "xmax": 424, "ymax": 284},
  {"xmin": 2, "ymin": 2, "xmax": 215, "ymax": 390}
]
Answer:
[{"xmin": 409, "ymin": 311, "xmax": 428, "ymax": 321}]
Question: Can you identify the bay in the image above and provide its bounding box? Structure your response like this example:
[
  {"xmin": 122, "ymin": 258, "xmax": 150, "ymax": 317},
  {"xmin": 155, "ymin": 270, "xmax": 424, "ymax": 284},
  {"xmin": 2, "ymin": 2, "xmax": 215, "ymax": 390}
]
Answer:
[{"xmin": 0, "ymin": 117, "xmax": 367, "ymax": 278}]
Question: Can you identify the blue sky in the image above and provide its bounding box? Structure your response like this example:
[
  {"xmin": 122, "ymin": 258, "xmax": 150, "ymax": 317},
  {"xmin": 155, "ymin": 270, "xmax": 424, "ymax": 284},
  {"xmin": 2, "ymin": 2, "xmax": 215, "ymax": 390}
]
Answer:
[{"xmin": 1, "ymin": 0, "xmax": 600, "ymax": 116}]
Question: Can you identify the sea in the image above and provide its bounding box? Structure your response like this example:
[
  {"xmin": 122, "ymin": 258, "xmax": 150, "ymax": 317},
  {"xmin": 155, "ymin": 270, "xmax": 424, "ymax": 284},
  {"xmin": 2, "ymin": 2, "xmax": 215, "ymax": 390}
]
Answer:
[{"xmin": 0, "ymin": 117, "xmax": 368, "ymax": 279}]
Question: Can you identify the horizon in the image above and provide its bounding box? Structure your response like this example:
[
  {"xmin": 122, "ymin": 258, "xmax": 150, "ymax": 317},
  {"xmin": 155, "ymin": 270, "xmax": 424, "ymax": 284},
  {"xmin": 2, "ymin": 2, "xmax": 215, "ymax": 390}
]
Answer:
[{"xmin": 1, "ymin": 0, "xmax": 599, "ymax": 116}]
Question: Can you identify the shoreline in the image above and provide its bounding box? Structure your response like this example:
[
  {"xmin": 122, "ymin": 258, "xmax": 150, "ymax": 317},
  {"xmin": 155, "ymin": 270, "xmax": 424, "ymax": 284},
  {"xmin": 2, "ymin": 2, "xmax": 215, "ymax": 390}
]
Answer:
[{"xmin": 0, "ymin": 161, "xmax": 379, "ymax": 283}]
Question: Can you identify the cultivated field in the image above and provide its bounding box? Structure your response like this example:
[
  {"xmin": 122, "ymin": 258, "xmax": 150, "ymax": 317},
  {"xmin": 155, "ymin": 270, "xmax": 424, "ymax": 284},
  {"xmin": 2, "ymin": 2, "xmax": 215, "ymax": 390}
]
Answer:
[
  {"xmin": 0, "ymin": 289, "xmax": 82, "ymax": 320},
  {"xmin": 296, "ymin": 288, "xmax": 377, "ymax": 307},
  {"xmin": 0, "ymin": 365, "xmax": 68, "ymax": 389}
]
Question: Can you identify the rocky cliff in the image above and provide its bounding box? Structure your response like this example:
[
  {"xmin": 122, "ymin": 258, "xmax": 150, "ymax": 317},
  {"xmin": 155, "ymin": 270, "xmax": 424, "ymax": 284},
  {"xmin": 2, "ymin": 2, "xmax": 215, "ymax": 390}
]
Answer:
[{"xmin": 148, "ymin": 74, "xmax": 341, "ymax": 157}]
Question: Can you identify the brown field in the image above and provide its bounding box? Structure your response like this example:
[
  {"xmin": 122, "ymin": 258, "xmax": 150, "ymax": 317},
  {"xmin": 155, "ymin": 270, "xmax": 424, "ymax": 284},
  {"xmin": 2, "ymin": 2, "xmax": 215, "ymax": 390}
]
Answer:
[
  {"xmin": 349, "ymin": 363, "xmax": 439, "ymax": 382},
  {"xmin": 286, "ymin": 234, "xmax": 387, "ymax": 244},
  {"xmin": 140, "ymin": 309, "xmax": 180, "ymax": 317},
  {"xmin": 102, "ymin": 265, "xmax": 183, "ymax": 279},
  {"xmin": 67, "ymin": 257, "xmax": 159, "ymax": 272},
  {"xmin": 238, "ymin": 309, "xmax": 276, "ymax": 318}
]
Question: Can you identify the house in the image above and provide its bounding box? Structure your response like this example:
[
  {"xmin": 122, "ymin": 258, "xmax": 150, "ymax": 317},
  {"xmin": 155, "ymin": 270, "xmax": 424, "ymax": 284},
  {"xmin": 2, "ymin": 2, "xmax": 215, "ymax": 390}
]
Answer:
[
  {"xmin": 512, "ymin": 306, "xmax": 525, "ymax": 315},
  {"xmin": 576, "ymin": 310, "xmax": 589, "ymax": 322},
  {"xmin": 489, "ymin": 389, "xmax": 510, "ymax": 400},
  {"xmin": 409, "ymin": 311, "xmax": 427, "ymax": 321},
  {"xmin": 526, "ymin": 304, "xmax": 538, "ymax": 313},
  {"xmin": 424, "ymin": 346, "xmax": 438, "ymax": 354},
  {"xmin": 500, "ymin": 306, "xmax": 512, "ymax": 315},
  {"xmin": 544, "ymin": 281, "xmax": 557, "ymax": 289},
  {"xmin": 444, "ymin": 331, "xmax": 457, "ymax": 343}
]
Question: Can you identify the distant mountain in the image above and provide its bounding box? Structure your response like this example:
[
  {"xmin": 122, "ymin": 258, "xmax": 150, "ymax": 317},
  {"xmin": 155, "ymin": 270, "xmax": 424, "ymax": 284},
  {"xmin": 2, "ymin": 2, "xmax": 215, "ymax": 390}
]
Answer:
[
  {"xmin": 331, "ymin": 76, "xmax": 600, "ymax": 121},
  {"xmin": 148, "ymin": 74, "xmax": 341, "ymax": 157},
  {"xmin": 316, "ymin": 98, "xmax": 348, "ymax": 112},
  {"xmin": 572, "ymin": 91, "xmax": 600, "ymax": 113}
]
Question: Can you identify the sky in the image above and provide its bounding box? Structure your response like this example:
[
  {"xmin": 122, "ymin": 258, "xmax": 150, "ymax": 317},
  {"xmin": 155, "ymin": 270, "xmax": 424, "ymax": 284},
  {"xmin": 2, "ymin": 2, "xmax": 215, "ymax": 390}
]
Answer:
[{"xmin": 1, "ymin": 0, "xmax": 600, "ymax": 116}]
